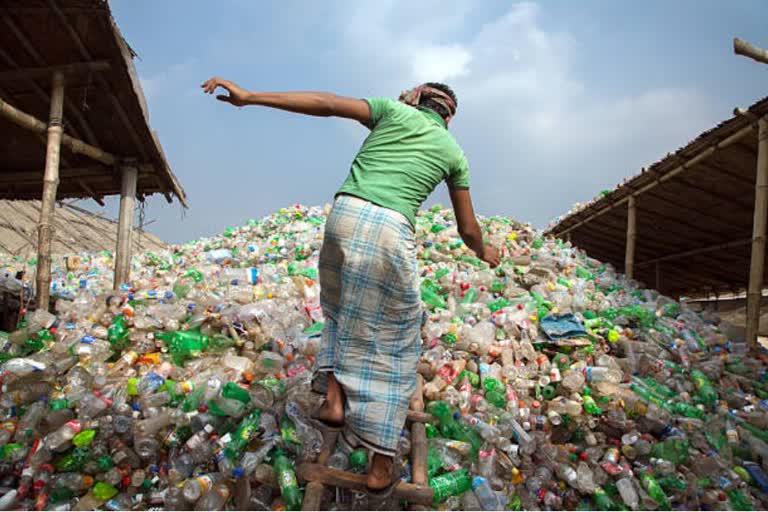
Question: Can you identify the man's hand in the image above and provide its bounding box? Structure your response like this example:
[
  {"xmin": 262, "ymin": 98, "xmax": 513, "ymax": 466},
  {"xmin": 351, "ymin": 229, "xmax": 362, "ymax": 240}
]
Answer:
[
  {"xmin": 481, "ymin": 245, "xmax": 500, "ymax": 268},
  {"xmin": 201, "ymin": 77, "xmax": 250, "ymax": 106}
]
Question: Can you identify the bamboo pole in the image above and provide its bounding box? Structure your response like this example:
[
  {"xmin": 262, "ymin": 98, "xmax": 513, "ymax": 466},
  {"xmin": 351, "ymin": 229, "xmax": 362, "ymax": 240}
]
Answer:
[
  {"xmin": 113, "ymin": 165, "xmax": 138, "ymax": 288},
  {"xmin": 0, "ymin": 96, "xmax": 115, "ymax": 166},
  {"xmin": 35, "ymin": 72, "xmax": 64, "ymax": 311},
  {"xmin": 625, "ymin": 196, "xmax": 637, "ymax": 280},
  {"xmin": 746, "ymin": 117, "xmax": 768, "ymax": 347},
  {"xmin": 734, "ymin": 37, "xmax": 768, "ymax": 65}
]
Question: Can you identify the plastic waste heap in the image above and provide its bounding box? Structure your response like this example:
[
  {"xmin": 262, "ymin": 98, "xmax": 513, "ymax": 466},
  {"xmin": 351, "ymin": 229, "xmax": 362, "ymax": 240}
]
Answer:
[{"xmin": 0, "ymin": 202, "xmax": 764, "ymax": 510}]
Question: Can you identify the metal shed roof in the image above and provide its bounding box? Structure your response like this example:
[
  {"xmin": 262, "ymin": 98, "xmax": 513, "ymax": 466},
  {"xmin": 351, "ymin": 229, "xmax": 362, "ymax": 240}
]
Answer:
[
  {"xmin": 545, "ymin": 96, "xmax": 768, "ymax": 298},
  {"xmin": 0, "ymin": 0, "xmax": 187, "ymax": 206}
]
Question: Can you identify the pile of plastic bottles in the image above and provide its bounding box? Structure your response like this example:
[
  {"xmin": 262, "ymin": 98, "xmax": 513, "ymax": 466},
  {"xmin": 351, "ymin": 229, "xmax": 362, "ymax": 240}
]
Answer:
[{"xmin": 0, "ymin": 203, "xmax": 766, "ymax": 511}]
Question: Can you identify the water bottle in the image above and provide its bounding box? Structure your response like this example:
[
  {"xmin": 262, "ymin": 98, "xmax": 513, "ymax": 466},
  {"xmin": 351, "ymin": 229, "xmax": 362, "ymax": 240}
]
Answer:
[{"xmin": 471, "ymin": 476, "xmax": 504, "ymax": 510}]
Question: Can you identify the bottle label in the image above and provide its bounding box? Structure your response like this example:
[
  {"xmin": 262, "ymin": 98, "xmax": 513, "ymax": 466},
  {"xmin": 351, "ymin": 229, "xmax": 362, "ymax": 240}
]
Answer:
[
  {"xmin": 279, "ymin": 470, "xmax": 298, "ymax": 489},
  {"xmin": 194, "ymin": 475, "xmax": 214, "ymax": 494}
]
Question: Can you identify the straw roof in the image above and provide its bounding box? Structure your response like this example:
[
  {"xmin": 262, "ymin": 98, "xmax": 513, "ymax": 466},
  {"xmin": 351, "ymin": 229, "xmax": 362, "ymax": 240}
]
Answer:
[
  {"xmin": 0, "ymin": 199, "xmax": 166, "ymax": 256},
  {"xmin": 0, "ymin": 0, "xmax": 187, "ymax": 206},
  {"xmin": 546, "ymin": 96, "xmax": 768, "ymax": 298}
]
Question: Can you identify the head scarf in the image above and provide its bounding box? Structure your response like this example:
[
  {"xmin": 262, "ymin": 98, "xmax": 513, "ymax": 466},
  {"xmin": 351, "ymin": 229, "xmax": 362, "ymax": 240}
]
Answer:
[{"xmin": 398, "ymin": 84, "xmax": 457, "ymax": 122}]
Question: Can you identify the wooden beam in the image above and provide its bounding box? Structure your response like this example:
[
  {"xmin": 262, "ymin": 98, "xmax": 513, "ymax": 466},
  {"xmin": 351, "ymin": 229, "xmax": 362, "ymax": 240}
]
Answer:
[
  {"xmin": 76, "ymin": 179, "xmax": 105, "ymax": 206},
  {"xmin": 114, "ymin": 164, "xmax": 138, "ymax": 287},
  {"xmin": 0, "ymin": 166, "xmax": 112, "ymax": 184},
  {"xmin": 35, "ymin": 72, "xmax": 64, "ymax": 311},
  {"xmin": 47, "ymin": 0, "xmax": 148, "ymax": 162},
  {"xmin": 636, "ymin": 238, "xmax": 752, "ymax": 267},
  {"xmin": 734, "ymin": 37, "xmax": 768, "ymax": 65},
  {"xmin": 625, "ymin": 196, "xmax": 637, "ymax": 280},
  {"xmin": 0, "ymin": 96, "xmax": 116, "ymax": 166},
  {"xmin": 0, "ymin": 61, "xmax": 110, "ymax": 82},
  {"xmin": 296, "ymin": 463, "xmax": 434, "ymax": 506},
  {"xmin": 1, "ymin": 16, "xmax": 98, "ymax": 146},
  {"xmin": 747, "ymin": 117, "xmax": 768, "ymax": 347},
  {"xmin": 550, "ymin": 124, "xmax": 756, "ymax": 237}
]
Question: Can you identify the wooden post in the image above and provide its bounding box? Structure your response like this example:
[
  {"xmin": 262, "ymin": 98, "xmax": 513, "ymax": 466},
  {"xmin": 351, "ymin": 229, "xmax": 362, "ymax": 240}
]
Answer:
[
  {"xmin": 409, "ymin": 375, "xmax": 428, "ymax": 512},
  {"xmin": 565, "ymin": 232, "xmax": 572, "ymax": 244},
  {"xmin": 746, "ymin": 117, "xmax": 768, "ymax": 347},
  {"xmin": 625, "ymin": 195, "xmax": 637, "ymax": 280},
  {"xmin": 35, "ymin": 71, "xmax": 64, "ymax": 311},
  {"xmin": 113, "ymin": 164, "xmax": 138, "ymax": 288}
]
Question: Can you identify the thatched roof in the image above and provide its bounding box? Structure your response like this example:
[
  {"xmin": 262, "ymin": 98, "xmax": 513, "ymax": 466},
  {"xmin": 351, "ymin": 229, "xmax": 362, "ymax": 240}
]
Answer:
[
  {"xmin": 0, "ymin": 0, "xmax": 187, "ymax": 206},
  {"xmin": 546, "ymin": 96, "xmax": 768, "ymax": 298},
  {"xmin": 0, "ymin": 199, "xmax": 166, "ymax": 256}
]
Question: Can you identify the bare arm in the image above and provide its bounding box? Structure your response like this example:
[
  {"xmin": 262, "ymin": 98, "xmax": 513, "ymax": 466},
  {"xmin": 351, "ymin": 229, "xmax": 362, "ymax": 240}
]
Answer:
[
  {"xmin": 449, "ymin": 187, "xmax": 500, "ymax": 268},
  {"xmin": 201, "ymin": 77, "xmax": 370, "ymax": 123}
]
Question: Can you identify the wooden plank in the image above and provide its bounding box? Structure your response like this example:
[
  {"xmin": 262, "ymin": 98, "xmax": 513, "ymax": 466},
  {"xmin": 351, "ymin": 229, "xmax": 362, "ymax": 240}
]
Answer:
[
  {"xmin": 301, "ymin": 430, "xmax": 338, "ymax": 511},
  {"xmin": 734, "ymin": 37, "xmax": 768, "ymax": 65},
  {"xmin": 0, "ymin": 60, "xmax": 110, "ymax": 82},
  {"xmin": 296, "ymin": 463, "xmax": 434, "ymax": 506}
]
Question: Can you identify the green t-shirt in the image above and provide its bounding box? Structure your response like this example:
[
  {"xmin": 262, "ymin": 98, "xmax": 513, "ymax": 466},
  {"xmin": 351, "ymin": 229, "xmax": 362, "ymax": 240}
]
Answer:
[{"xmin": 337, "ymin": 97, "xmax": 470, "ymax": 227}]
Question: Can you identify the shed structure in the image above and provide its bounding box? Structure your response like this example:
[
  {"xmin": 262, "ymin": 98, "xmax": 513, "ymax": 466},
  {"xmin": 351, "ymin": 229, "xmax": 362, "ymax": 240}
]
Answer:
[
  {"xmin": 545, "ymin": 96, "xmax": 768, "ymax": 347},
  {"xmin": 0, "ymin": 0, "xmax": 187, "ymax": 310}
]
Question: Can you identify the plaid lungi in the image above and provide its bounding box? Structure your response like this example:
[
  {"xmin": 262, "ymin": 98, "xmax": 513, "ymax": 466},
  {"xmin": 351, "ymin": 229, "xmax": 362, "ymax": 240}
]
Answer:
[{"xmin": 312, "ymin": 194, "xmax": 422, "ymax": 456}]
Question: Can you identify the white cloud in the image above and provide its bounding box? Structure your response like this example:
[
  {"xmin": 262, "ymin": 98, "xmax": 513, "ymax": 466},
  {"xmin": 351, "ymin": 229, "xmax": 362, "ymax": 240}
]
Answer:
[{"xmin": 333, "ymin": 1, "xmax": 717, "ymax": 226}]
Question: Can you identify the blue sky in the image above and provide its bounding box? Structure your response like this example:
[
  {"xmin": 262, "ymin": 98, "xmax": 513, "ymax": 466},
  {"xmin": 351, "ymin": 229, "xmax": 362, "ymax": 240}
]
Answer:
[{"xmin": 96, "ymin": 0, "xmax": 767, "ymax": 243}]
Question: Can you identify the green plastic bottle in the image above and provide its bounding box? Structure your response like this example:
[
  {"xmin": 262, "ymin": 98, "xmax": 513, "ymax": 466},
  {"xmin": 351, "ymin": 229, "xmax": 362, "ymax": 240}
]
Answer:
[
  {"xmin": 426, "ymin": 446, "xmax": 442, "ymax": 478},
  {"xmin": 272, "ymin": 449, "xmax": 302, "ymax": 511},
  {"xmin": 429, "ymin": 467, "xmax": 471, "ymax": 503},
  {"xmin": 461, "ymin": 288, "xmax": 478, "ymax": 304},
  {"xmin": 640, "ymin": 472, "xmax": 670, "ymax": 510},
  {"xmin": 156, "ymin": 330, "xmax": 210, "ymax": 364},
  {"xmin": 592, "ymin": 487, "xmax": 616, "ymax": 511},
  {"xmin": 667, "ymin": 401, "xmax": 705, "ymax": 420},
  {"xmin": 420, "ymin": 280, "xmax": 447, "ymax": 310},
  {"xmin": 650, "ymin": 439, "xmax": 690, "ymax": 464},
  {"xmin": 224, "ymin": 410, "xmax": 261, "ymax": 459},
  {"xmin": 107, "ymin": 315, "xmax": 129, "ymax": 350},
  {"xmin": 582, "ymin": 389, "xmax": 603, "ymax": 416},
  {"xmin": 222, "ymin": 382, "xmax": 251, "ymax": 404},
  {"xmin": 690, "ymin": 369, "xmax": 718, "ymax": 405},
  {"xmin": 348, "ymin": 448, "xmax": 368, "ymax": 474},
  {"xmin": 726, "ymin": 488, "xmax": 754, "ymax": 511},
  {"xmin": 641, "ymin": 377, "xmax": 676, "ymax": 399},
  {"xmin": 427, "ymin": 401, "xmax": 482, "ymax": 457}
]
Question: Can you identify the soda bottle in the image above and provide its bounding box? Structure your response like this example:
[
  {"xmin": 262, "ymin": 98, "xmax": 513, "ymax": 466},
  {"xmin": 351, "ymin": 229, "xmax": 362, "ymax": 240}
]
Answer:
[
  {"xmin": 106, "ymin": 315, "xmax": 129, "ymax": 350},
  {"xmin": 592, "ymin": 487, "xmax": 617, "ymax": 511},
  {"xmin": 73, "ymin": 481, "xmax": 118, "ymax": 511},
  {"xmin": 426, "ymin": 402, "xmax": 482, "ymax": 457},
  {"xmin": 272, "ymin": 448, "xmax": 302, "ymax": 511},
  {"xmin": 429, "ymin": 467, "xmax": 471, "ymax": 503},
  {"xmin": 639, "ymin": 471, "xmax": 670, "ymax": 510},
  {"xmin": 182, "ymin": 473, "xmax": 226, "ymax": 504},
  {"xmin": 725, "ymin": 488, "xmax": 754, "ymax": 511},
  {"xmin": 690, "ymin": 369, "xmax": 717, "ymax": 405},
  {"xmin": 582, "ymin": 388, "xmax": 602, "ymax": 416},
  {"xmin": 224, "ymin": 410, "xmax": 261, "ymax": 460},
  {"xmin": 616, "ymin": 476, "xmax": 639, "ymax": 509},
  {"xmin": 195, "ymin": 482, "xmax": 231, "ymax": 511},
  {"xmin": 471, "ymin": 476, "xmax": 504, "ymax": 510},
  {"xmin": 44, "ymin": 420, "xmax": 82, "ymax": 452}
]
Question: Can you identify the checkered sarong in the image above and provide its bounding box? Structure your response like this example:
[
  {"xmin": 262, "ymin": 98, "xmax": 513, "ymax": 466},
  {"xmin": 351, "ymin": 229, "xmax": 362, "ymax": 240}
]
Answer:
[{"xmin": 312, "ymin": 194, "xmax": 421, "ymax": 456}]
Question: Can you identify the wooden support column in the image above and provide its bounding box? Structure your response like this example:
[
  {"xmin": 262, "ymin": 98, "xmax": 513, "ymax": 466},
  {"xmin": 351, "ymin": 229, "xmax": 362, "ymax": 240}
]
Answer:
[
  {"xmin": 747, "ymin": 117, "xmax": 768, "ymax": 347},
  {"xmin": 625, "ymin": 195, "xmax": 637, "ymax": 280},
  {"xmin": 35, "ymin": 71, "xmax": 64, "ymax": 311},
  {"xmin": 114, "ymin": 164, "xmax": 138, "ymax": 287},
  {"xmin": 409, "ymin": 375, "xmax": 428, "ymax": 511}
]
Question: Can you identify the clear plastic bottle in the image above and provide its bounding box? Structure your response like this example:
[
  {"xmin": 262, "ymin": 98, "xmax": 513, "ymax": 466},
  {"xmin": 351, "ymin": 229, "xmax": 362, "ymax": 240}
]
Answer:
[
  {"xmin": 195, "ymin": 481, "xmax": 231, "ymax": 511},
  {"xmin": 472, "ymin": 475, "xmax": 504, "ymax": 510},
  {"xmin": 182, "ymin": 473, "xmax": 226, "ymax": 504}
]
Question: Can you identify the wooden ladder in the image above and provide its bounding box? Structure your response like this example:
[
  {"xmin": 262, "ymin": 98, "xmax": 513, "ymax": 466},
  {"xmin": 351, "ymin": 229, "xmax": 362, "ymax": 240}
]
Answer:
[{"xmin": 299, "ymin": 375, "xmax": 435, "ymax": 509}]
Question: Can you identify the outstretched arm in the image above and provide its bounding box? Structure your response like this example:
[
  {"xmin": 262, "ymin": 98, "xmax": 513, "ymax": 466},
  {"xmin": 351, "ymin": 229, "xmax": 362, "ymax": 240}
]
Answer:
[
  {"xmin": 449, "ymin": 187, "xmax": 500, "ymax": 268},
  {"xmin": 201, "ymin": 77, "xmax": 370, "ymax": 123}
]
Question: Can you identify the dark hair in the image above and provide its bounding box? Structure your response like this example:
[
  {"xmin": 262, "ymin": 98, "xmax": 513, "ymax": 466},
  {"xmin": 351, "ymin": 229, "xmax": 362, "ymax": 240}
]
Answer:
[{"xmin": 419, "ymin": 82, "xmax": 458, "ymax": 120}]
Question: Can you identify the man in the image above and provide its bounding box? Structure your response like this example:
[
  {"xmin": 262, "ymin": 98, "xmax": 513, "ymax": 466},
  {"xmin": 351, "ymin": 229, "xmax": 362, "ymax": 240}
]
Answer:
[{"xmin": 202, "ymin": 77, "xmax": 500, "ymax": 495}]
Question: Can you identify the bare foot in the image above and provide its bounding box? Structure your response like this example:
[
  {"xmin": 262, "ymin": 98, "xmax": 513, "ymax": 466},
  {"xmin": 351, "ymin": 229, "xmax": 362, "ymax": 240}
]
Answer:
[
  {"xmin": 316, "ymin": 373, "xmax": 345, "ymax": 425},
  {"xmin": 367, "ymin": 453, "xmax": 394, "ymax": 490}
]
